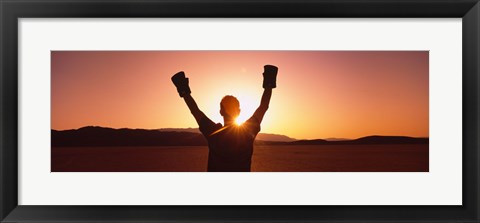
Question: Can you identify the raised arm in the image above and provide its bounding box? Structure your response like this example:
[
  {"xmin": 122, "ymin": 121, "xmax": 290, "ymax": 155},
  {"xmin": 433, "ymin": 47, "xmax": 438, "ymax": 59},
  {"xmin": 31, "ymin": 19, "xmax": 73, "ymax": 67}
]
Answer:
[
  {"xmin": 252, "ymin": 88, "xmax": 272, "ymax": 123},
  {"xmin": 183, "ymin": 94, "xmax": 206, "ymax": 125},
  {"xmin": 171, "ymin": 71, "xmax": 206, "ymax": 125},
  {"xmin": 252, "ymin": 65, "xmax": 278, "ymax": 124}
]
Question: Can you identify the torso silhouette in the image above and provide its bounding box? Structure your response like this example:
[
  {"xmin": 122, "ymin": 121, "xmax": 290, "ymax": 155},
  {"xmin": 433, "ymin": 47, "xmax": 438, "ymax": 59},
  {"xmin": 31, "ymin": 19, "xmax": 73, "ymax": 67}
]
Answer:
[{"xmin": 199, "ymin": 116, "xmax": 261, "ymax": 172}]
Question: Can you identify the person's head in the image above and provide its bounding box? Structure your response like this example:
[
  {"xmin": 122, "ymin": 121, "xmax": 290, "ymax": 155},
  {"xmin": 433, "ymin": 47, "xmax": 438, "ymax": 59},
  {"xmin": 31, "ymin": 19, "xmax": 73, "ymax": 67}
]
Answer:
[{"xmin": 220, "ymin": 95, "xmax": 240, "ymax": 119}]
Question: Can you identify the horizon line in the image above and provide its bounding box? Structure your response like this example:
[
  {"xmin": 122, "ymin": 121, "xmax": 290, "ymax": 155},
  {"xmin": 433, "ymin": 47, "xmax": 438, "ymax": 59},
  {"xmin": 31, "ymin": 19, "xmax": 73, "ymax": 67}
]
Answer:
[{"xmin": 51, "ymin": 125, "xmax": 430, "ymax": 141}]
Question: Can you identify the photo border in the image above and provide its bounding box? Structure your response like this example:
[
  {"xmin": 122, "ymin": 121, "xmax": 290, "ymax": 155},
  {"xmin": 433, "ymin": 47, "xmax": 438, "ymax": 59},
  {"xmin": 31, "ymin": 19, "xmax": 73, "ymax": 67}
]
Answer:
[{"xmin": 1, "ymin": 0, "xmax": 478, "ymax": 222}]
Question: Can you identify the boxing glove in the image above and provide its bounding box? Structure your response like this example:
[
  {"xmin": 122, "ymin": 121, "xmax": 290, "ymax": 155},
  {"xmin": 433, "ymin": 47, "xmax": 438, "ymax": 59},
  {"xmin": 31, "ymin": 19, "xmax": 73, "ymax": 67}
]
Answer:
[
  {"xmin": 171, "ymin": 71, "xmax": 191, "ymax": 97},
  {"xmin": 263, "ymin": 65, "xmax": 278, "ymax": 89}
]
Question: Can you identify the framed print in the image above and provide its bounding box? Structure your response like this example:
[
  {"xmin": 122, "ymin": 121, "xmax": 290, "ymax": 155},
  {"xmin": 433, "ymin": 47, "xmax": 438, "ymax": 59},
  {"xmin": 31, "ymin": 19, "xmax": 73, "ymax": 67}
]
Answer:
[
  {"xmin": 1, "ymin": 0, "xmax": 479, "ymax": 222},
  {"xmin": 21, "ymin": 21, "xmax": 455, "ymax": 206}
]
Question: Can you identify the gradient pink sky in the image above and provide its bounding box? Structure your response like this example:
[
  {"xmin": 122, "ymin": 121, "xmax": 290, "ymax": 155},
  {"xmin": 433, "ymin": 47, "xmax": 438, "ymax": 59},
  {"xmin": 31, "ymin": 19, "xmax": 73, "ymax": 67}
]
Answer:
[{"xmin": 51, "ymin": 51, "xmax": 428, "ymax": 139}]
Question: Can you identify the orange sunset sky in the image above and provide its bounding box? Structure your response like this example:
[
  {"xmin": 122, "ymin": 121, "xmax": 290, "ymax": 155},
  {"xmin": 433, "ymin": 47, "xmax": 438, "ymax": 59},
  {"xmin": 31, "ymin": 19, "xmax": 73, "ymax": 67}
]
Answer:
[{"xmin": 51, "ymin": 51, "xmax": 428, "ymax": 140}]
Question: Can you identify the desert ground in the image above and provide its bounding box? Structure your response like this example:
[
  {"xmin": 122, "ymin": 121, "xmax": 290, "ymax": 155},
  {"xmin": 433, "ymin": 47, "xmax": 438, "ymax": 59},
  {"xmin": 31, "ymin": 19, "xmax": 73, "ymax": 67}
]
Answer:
[{"xmin": 51, "ymin": 144, "xmax": 428, "ymax": 172}]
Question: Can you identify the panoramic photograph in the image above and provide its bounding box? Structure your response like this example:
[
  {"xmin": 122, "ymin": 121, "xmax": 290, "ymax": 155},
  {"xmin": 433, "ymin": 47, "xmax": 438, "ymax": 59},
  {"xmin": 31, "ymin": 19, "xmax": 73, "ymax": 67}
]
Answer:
[{"xmin": 51, "ymin": 51, "xmax": 429, "ymax": 172}]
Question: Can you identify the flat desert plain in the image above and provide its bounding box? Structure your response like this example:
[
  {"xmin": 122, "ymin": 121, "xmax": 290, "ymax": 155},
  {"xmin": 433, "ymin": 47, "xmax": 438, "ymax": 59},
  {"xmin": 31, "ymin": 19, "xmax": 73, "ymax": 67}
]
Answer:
[{"xmin": 51, "ymin": 144, "xmax": 428, "ymax": 172}]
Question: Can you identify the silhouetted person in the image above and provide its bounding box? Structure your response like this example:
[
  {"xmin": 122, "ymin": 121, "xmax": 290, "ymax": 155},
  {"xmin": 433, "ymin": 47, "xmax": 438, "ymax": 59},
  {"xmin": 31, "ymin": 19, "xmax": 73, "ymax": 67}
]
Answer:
[{"xmin": 172, "ymin": 65, "xmax": 278, "ymax": 172}]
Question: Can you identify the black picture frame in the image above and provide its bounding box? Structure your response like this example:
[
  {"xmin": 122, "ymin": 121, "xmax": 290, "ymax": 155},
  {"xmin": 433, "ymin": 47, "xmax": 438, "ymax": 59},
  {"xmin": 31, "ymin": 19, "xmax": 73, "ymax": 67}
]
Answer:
[{"xmin": 1, "ymin": 0, "xmax": 478, "ymax": 222}]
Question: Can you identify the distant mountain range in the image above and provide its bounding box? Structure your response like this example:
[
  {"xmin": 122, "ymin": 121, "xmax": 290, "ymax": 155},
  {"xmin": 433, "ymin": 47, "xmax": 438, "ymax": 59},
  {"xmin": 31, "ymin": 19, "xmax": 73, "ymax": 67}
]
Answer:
[
  {"xmin": 157, "ymin": 128, "xmax": 297, "ymax": 142},
  {"xmin": 52, "ymin": 126, "xmax": 428, "ymax": 147}
]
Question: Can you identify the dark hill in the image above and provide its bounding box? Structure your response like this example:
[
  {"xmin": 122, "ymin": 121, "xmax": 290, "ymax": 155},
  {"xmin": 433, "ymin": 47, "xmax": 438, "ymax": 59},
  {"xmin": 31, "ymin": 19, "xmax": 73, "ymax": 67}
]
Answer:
[
  {"xmin": 288, "ymin": 136, "xmax": 428, "ymax": 145},
  {"xmin": 52, "ymin": 126, "xmax": 207, "ymax": 147},
  {"xmin": 289, "ymin": 139, "xmax": 329, "ymax": 145},
  {"xmin": 349, "ymin": 135, "xmax": 428, "ymax": 144},
  {"xmin": 52, "ymin": 126, "xmax": 428, "ymax": 147}
]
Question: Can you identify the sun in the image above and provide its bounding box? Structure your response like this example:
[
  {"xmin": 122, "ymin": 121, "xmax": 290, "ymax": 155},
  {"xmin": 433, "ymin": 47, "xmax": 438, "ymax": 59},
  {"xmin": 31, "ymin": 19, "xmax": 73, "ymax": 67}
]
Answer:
[
  {"xmin": 234, "ymin": 93, "xmax": 258, "ymax": 124},
  {"xmin": 235, "ymin": 118, "xmax": 243, "ymax": 126}
]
